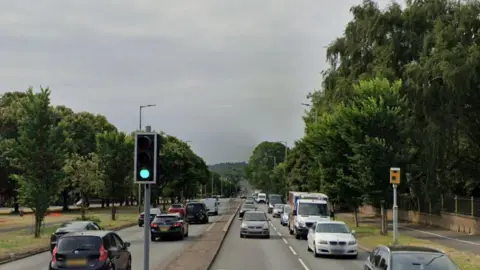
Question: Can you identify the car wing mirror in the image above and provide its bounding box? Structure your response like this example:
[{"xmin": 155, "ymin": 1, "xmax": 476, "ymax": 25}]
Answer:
[
  {"xmin": 124, "ymin": 242, "xmax": 131, "ymax": 248},
  {"xmin": 206, "ymin": 208, "xmax": 210, "ymax": 211}
]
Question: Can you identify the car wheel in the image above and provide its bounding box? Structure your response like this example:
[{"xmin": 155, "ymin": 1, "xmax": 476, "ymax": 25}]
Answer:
[
  {"xmin": 307, "ymin": 243, "xmax": 311, "ymax": 251},
  {"xmin": 179, "ymin": 230, "xmax": 185, "ymax": 240},
  {"xmin": 313, "ymin": 242, "xmax": 319, "ymax": 257},
  {"xmin": 240, "ymin": 233, "xmax": 243, "ymax": 238},
  {"xmin": 350, "ymin": 254, "xmax": 358, "ymax": 259},
  {"xmin": 150, "ymin": 236, "xmax": 156, "ymax": 241}
]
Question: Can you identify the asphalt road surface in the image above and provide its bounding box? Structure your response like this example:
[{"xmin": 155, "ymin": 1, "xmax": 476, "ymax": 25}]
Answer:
[
  {"xmin": 0, "ymin": 198, "xmax": 231, "ymax": 270},
  {"xmin": 210, "ymin": 204, "xmax": 369, "ymax": 270}
]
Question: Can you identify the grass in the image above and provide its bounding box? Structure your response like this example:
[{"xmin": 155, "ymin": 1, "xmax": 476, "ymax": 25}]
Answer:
[
  {"xmin": 0, "ymin": 210, "xmax": 139, "ymax": 261},
  {"xmin": 339, "ymin": 215, "xmax": 480, "ymax": 270}
]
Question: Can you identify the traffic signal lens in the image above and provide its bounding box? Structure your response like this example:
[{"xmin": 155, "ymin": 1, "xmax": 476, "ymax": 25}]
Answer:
[
  {"xmin": 137, "ymin": 152, "xmax": 151, "ymax": 163},
  {"xmin": 139, "ymin": 169, "xmax": 150, "ymax": 179},
  {"xmin": 138, "ymin": 136, "xmax": 152, "ymax": 149}
]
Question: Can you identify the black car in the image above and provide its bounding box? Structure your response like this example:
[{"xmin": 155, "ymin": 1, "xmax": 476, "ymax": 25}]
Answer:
[
  {"xmin": 50, "ymin": 221, "xmax": 102, "ymax": 253},
  {"xmin": 150, "ymin": 213, "xmax": 189, "ymax": 241},
  {"xmin": 185, "ymin": 202, "xmax": 209, "ymax": 224},
  {"xmin": 267, "ymin": 194, "xmax": 282, "ymax": 214},
  {"xmin": 239, "ymin": 204, "xmax": 256, "ymax": 219},
  {"xmin": 49, "ymin": 231, "xmax": 131, "ymax": 270},
  {"xmin": 364, "ymin": 245, "xmax": 459, "ymax": 270},
  {"xmin": 138, "ymin": 208, "xmax": 162, "ymax": 227}
]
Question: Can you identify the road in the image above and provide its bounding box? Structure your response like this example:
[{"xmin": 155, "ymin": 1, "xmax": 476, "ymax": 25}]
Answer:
[
  {"xmin": 0, "ymin": 198, "xmax": 231, "ymax": 270},
  {"xmin": 210, "ymin": 204, "xmax": 369, "ymax": 270}
]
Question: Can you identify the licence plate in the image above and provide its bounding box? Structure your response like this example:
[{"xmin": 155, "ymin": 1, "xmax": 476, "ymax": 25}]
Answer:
[
  {"xmin": 66, "ymin": 259, "xmax": 87, "ymax": 266},
  {"xmin": 331, "ymin": 249, "xmax": 344, "ymax": 253},
  {"xmin": 160, "ymin": 227, "xmax": 169, "ymax": 232}
]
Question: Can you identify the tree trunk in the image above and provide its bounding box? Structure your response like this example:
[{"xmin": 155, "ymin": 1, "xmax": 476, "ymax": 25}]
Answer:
[
  {"xmin": 13, "ymin": 193, "xmax": 19, "ymax": 213},
  {"xmin": 111, "ymin": 199, "xmax": 116, "ymax": 220},
  {"xmin": 34, "ymin": 214, "xmax": 41, "ymax": 238},
  {"xmin": 353, "ymin": 206, "xmax": 359, "ymax": 227},
  {"xmin": 62, "ymin": 190, "xmax": 69, "ymax": 211}
]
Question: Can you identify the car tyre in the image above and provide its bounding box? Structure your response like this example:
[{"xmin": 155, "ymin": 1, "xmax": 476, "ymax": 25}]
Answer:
[
  {"xmin": 151, "ymin": 236, "xmax": 156, "ymax": 241},
  {"xmin": 307, "ymin": 243, "xmax": 311, "ymax": 251},
  {"xmin": 179, "ymin": 230, "xmax": 185, "ymax": 240},
  {"xmin": 214, "ymin": 211, "xmax": 218, "ymax": 215},
  {"xmin": 313, "ymin": 242, "xmax": 319, "ymax": 257},
  {"xmin": 185, "ymin": 228, "xmax": 189, "ymax": 237},
  {"xmin": 350, "ymin": 254, "xmax": 358, "ymax": 259},
  {"xmin": 240, "ymin": 233, "xmax": 243, "ymax": 238}
]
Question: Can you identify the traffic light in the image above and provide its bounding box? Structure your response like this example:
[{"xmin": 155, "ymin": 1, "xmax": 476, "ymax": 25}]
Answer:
[
  {"xmin": 390, "ymin": 167, "xmax": 400, "ymax": 185},
  {"xmin": 134, "ymin": 132, "xmax": 160, "ymax": 184}
]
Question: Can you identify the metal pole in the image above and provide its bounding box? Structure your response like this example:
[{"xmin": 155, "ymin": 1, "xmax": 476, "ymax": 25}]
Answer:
[
  {"xmin": 393, "ymin": 184, "xmax": 398, "ymax": 245},
  {"xmin": 143, "ymin": 184, "xmax": 151, "ymax": 270},
  {"xmin": 211, "ymin": 174, "xmax": 214, "ymax": 195},
  {"xmin": 138, "ymin": 106, "xmax": 142, "ymax": 213}
]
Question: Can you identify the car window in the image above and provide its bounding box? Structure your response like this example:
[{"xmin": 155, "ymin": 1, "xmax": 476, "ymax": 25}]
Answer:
[
  {"xmin": 392, "ymin": 253, "xmax": 458, "ymax": 270},
  {"xmin": 369, "ymin": 249, "xmax": 378, "ymax": 264},
  {"xmin": 57, "ymin": 236, "xmax": 101, "ymax": 251},
  {"xmin": 171, "ymin": 204, "xmax": 183, "ymax": 208},
  {"xmin": 107, "ymin": 234, "xmax": 117, "ymax": 249},
  {"xmin": 102, "ymin": 235, "xmax": 111, "ymax": 249},
  {"xmin": 86, "ymin": 224, "xmax": 96, "ymax": 230},
  {"xmin": 112, "ymin": 233, "xmax": 124, "ymax": 248},
  {"xmin": 155, "ymin": 215, "xmax": 180, "ymax": 223},
  {"xmin": 243, "ymin": 212, "xmax": 267, "ymax": 221},
  {"xmin": 315, "ymin": 223, "xmax": 349, "ymax": 233},
  {"xmin": 92, "ymin": 223, "xmax": 101, "ymax": 230},
  {"xmin": 373, "ymin": 249, "xmax": 383, "ymax": 267},
  {"xmin": 187, "ymin": 204, "xmax": 204, "ymax": 211},
  {"xmin": 377, "ymin": 250, "xmax": 389, "ymax": 268},
  {"xmin": 60, "ymin": 222, "xmax": 88, "ymax": 229}
]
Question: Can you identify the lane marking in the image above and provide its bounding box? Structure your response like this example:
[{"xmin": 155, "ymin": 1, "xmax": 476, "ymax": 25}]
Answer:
[
  {"xmin": 289, "ymin": 246, "xmax": 297, "ymax": 255},
  {"xmin": 283, "ymin": 238, "xmax": 288, "ymax": 244},
  {"xmin": 277, "ymin": 232, "xmax": 282, "ymax": 236},
  {"xmin": 399, "ymin": 225, "xmax": 480, "ymax": 246},
  {"xmin": 206, "ymin": 223, "xmax": 215, "ymax": 232},
  {"xmin": 298, "ymin": 258, "xmax": 310, "ymax": 270},
  {"xmin": 273, "ymin": 226, "xmax": 277, "ymax": 231}
]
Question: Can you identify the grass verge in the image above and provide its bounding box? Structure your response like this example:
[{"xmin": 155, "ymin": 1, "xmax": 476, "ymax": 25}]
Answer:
[
  {"xmin": 0, "ymin": 211, "xmax": 138, "ymax": 263},
  {"xmin": 339, "ymin": 215, "xmax": 480, "ymax": 270}
]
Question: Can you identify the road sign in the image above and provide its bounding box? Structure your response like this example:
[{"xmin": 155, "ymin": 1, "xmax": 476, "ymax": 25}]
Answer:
[
  {"xmin": 390, "ymin": 167, "xmax": 400, "ymax": 185},
  {"xmin": 134, "ymin": 132, "xmax": 160, "ymax": 184}
]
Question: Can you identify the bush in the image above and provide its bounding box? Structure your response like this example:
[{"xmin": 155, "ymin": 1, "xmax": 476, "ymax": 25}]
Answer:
[{"xmin": 74, "ymin": 215, "xmax": 102, "ymax": 224}]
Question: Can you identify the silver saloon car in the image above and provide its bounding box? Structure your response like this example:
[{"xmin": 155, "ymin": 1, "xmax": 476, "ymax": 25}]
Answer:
[{"xmin": 240, "ymin": 211, "xmax": 270, "ymax": 238}]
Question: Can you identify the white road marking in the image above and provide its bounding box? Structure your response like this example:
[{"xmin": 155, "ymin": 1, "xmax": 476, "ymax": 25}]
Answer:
[
  {"xmin": 277, "ymin": 232, "xmax": 282, "ymax": 236},
  {"xmin": 399, "ymin": 226, "xmax": 480, "ymax": 246},
  {"xmin": 283, "ymin": 238, "xmax": 288, "ymax": 244},
  {"xmin": 289, "ymin": 246, "xmax": 297, "ymax": 255},
  {"xmin": 273, "ymin": 226, "xmax": 277, "ymax": 231},
  {"xmin": 206, "ymin": 223, "xmax": 215, "ymax": 232},
  {"xmin": 298, "ymin": 258, "xmax": 310, "ymax": 270}
]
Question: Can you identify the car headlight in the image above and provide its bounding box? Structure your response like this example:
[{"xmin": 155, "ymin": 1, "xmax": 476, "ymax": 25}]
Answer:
[
  {"xmin": 263, "ymin": 223, "xmax": 269, "ymax": 229},
  {"xmin": 348, "ymin": 240, "xmax": 356, "ymax": 245},
  {"xmin": 241, "ymin": 223, "xmax": 248, "ymax": 228},
  {"xmin": 318, "ymin": 240, "xmax": 328, "ymax": 245}
]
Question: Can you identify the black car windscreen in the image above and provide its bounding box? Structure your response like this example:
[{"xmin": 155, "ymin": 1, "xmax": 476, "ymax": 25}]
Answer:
[{"xmin": 57, "ymin": 236, "xmax": 101, "ymax": 251}]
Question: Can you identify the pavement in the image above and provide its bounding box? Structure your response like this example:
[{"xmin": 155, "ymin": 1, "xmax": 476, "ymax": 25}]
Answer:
[
  {"xmin": 210, "ymin": 204, "xmax": 369, "ymax": 270},
  {"xmin": 338, "ymin": 213, "xmax": 480, "ymax": 254},
  {"xmin": 0, "ymin": 198, "xmax": 231, "ymax": 270}
]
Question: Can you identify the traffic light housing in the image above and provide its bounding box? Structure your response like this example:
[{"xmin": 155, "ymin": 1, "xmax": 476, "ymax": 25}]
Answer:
[
  {"xmin": 390, "ymin": 167, "xmax": 400, "ymax": 185},
  {"xmin": 134, "ymin": 132, "xmax": 160, "ymax": 184}
]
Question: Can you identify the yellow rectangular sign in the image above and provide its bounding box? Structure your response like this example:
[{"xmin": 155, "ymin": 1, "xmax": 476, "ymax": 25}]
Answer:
[{"xmin": 390, "ymin": 167, "xmax": 400, "ymax": 184}]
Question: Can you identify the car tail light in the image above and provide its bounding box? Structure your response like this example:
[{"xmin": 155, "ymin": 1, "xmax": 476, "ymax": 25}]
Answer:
[
  {"xmin": 173, "ymin": 222, "xmax": 183, "ymax": 227},
  {"xmin": 150, "ymin": 223, "xmax": 158, "ymax": 228},
  {"xmin": 99, "ymin": 245, "xmax": 108, "ymax": 261},
  {"xmin": 51, "ymin": 246, "xmax": 57, "ymax": 262}
]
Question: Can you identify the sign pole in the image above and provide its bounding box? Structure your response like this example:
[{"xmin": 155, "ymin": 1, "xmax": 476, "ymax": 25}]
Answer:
[
  {"xmin": 390, "ymin": 167, "xmax": 400, "ymax": 245},
  {"xmin": 143, "ymin": 184, "xmax": 150, "ymax": 270}
]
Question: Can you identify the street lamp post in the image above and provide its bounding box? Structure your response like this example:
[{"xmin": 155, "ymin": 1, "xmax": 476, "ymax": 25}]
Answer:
[{"xmin": 138, "ymin": 104, "xmax": 156, "ymax": 213}]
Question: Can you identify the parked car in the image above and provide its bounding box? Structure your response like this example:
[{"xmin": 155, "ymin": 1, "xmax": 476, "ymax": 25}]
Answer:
[
  {"xmin": 240, "ymin": 210, "xmax": 270, "ymax": 238},
  {"xmin": 185, "ymin": 202, "xmax": 209, "ymax": 224},
  {"xmin": 363, "ymin": 245, "xmax": 459, "ymax": 270},
  {"xmin": 307, "ymin": 221, "xmax": 357, "ymax": 258},
  {"xmin": 138, "ymin": 208, "xmax": 162, "ymax": 227},
  {"xmin": 50, "ymin": 221, "xmax": 102, "ymax": 253},
  {"xmin": 49, "ymin": 231, "xmax": 131, "ymax": 270},
  {"xmin": 150, "ymin": 213, "xmax": 189, "ymax": 241},
  {"xmin": 167, "ymin": 204, "xmax": 185, "ymax": 217}
]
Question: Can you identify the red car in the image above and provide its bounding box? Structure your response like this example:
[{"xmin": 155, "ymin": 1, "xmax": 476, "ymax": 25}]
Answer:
[{"xmin": 168, "ymin": 204, "xmax": 185, "ymax": 216}]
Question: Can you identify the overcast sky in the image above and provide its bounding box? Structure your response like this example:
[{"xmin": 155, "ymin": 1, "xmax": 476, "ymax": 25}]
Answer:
[{"xmin": 0, "ymin": 0, "xmax": 394, "ymax": 164}]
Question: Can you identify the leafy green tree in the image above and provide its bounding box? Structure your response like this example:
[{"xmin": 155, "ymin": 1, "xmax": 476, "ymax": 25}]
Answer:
[
  {"xmin": 63, "ymin": 153, "xmax": 105, "ymax": 219},
  {"xmin": 8, "ymin": 88, "xmax": 66, "ymax": 237}
]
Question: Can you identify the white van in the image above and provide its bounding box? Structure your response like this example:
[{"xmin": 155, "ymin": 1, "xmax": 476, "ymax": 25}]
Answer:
[
  {"xmin": 203, "ymin": 198, "xmax": 219, "ymax": 215},
  {"xmin": 256, "ymin": 193, "xmax": 267, "ymax": 204}
]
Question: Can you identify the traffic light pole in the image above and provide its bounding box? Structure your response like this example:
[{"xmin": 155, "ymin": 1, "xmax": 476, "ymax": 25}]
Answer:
[{"xmin": 143, "ymin": 184, "xmax": 151, "ymax": 270}]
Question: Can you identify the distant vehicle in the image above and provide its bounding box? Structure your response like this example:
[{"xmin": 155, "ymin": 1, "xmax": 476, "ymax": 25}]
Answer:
[
  {"xmin": 185, "ymin": 202, "xmax": 209, "ymax": 224},
  {"xmin": 240, "ymin": 195, "xmax": 247, "ymax": 199},
  {"xmin": 138, "ymin": 208, "xmax": 162, "ymax": 227},
  {"xmin": 240, "ymin": 211, "xmax": 270, "ymax": 238},
  {"xmin": 168, "ymin": 204, "xmax": 185, "ymax": 217},
  {"xmin": 243, "ymin": 200, "xmax": 255, "ymax": 206},
  {"xmin": 203, "ymin": 198, "xmax": 219, "ymax": 215},
  {"xmin": 280, "ymin": 205, "xmax": 291, "ymax": 226},
  {"xmin": 307, "ymin": 221, "xmax": 357, "ymax": 258},
  {"xmin": 256, "ymin": 193, "xmax": 267, "ymax": 204},
  {"xmin": 363, "ymin": 245, "xmax": 459, "ymax": 270},
  {"xmin": 288, "ymin": 191, "xmax": 330, "ymax": 239},
  {"xmin": 272, "ymin": 204, "xmax": 285, "ymax": 218},
  {"xmin": 49, "ymin": 231, "xmax": 131, "ymax": 270},
  {"xmin": 150, "ymin": 213, "xmax": 189, "ymax": 241},
  {"xmin": 267, "ymin": 194, "xmax": 283, "ymax": 213},
  {"xmin": 239, "ymin": 203, "xmax": 257, "ymax": 219},
  {"xmin": 50, "ymin": 221, "xmax": 102, "ymax": 253}
]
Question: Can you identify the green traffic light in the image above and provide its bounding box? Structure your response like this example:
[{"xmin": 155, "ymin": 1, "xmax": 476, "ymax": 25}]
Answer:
[{"xmin": 139, "ymin": 169, "xmax": 150, "ymax": 179}]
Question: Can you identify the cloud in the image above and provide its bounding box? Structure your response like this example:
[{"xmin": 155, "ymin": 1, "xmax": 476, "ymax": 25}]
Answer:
[{"xmin": 0, "ymin": 0, "xmax": 393, "ymax": 163}]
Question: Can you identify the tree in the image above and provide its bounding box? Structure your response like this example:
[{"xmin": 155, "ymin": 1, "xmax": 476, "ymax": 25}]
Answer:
[
  {"xmin": 63, "ymin": 153, "xmax": 105, "ymax": 219},
  {"xmin": 8, "ymin": 88, "xmax": 66, "ymax": 237}
]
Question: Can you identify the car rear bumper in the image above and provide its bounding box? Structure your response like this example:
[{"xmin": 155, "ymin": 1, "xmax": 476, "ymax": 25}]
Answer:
[{"xmin": 50, "ymin": 262, "xmax": 110, "ymax": 270}]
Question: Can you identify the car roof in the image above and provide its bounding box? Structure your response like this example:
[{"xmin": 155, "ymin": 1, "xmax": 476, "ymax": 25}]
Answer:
[
  {"xmin": 157, "ymin": 213, "xmax": 181, "ymax": 218},
  {"xmin": 244, "ymin": 210, "xmax": 265, "ymax": 214},
  {"xmin": 62, "ymin": 230, "xmax": 113, "ymax": 237},
  {"xmin": 316, "ymin": 221, "xmax": 346, "ymax": 225},
  {"xmin": 387, "ymin": 245, "xmax": 444, "ymax": 253}
]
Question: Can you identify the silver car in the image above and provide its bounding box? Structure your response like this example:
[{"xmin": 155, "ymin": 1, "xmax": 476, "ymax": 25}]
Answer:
[
  {"xmin": 240, "ymin": 211, "xmax": 270, "ymax": 238},
  {"xmin": 280, "ymin": 205, "xmax": 291, "ymax": 226},
  {"xmin": 272, "ymin": 204, "xmax": 284, "ymax": 218}
]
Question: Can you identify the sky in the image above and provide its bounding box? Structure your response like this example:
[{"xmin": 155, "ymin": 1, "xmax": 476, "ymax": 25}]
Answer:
[{"xmin": 0, "ymin": 0, "xmax": 395, "ymax": 164}]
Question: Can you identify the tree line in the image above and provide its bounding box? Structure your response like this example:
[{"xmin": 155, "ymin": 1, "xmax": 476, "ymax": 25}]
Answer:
[
  {"xmin": 0, "ymin": 88, "xmax": 238, "ymax": 237},
  {"xmin": 246, "ymin": 0, "xmax": 480, "ymax": 219}
]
